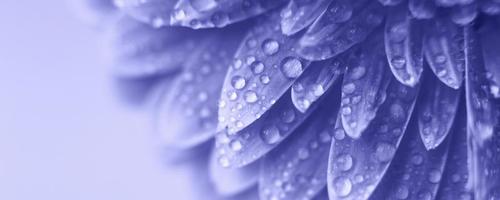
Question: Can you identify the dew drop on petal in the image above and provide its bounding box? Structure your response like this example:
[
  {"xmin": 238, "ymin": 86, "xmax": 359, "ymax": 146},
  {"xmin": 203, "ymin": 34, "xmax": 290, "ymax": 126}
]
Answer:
[
  {"xmin": 333, "ymin": 177, "xmax": 352, "ymax": 197},
  {"xmin": 262, "ymin": 39, "xmax": 280, "ymax": 55},
  {"xmin": 260, "ymin": 125, "xmax": 281, "ymax": 144},
  {"xmin": 375, "ymin": 142, "xmax": 396, "ymax": 162},
  {"xmin": 231, "ymin": 75, "xmax": 246, "ymax": 90},
  {"xmin": 280, "ymin": 57, "xmax": 303, "ymax": 78},
  {"xmin": 244, "ymin": 90, "xmax": 258, "ymax": 103}
]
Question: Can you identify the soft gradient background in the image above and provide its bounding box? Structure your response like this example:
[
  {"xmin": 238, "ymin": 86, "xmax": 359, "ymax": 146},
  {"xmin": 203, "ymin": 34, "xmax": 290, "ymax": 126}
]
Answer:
[{"xmin": 0, "ymin": 1, "xmax": 199, "ymax": 199}]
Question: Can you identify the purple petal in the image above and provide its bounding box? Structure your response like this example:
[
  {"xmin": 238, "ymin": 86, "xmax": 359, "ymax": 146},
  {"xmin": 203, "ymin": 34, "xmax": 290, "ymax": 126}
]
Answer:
[
  {"xmin": 113, "ymin": 0, "xmax": 176, "ymax": 27},
  {"xmin": 215, "ymin": 91, "xmax": 315, "ymax": 168},
  {"xmin": 465, "ymin": 25, "xmax": 500, "ymax": 200},
  {"xmin": 170, "ymin": 0, "xmax": 286, "ymax": 29},
  {"xmin": 209, "ymin": 148, "xmax": 259, "ymax": 195},
  {"xmin": 154, "ymin": 33, "xmax": 241, "ymax": 149},
  {"xmin": 480, "ymin": 0, "xmax": 500, "ymax": 15},
  {"xmin": 218, "ymin": 12, "xmax": 310, "ymax": 135},
  {"xmin": 423, "ymin": 17, "xmax": 465, "ymax": 89},
  {"xmin": 280, "ymin": 0, "xmax": 332, "ymax": 35},
  {"xmin": 417, "ymin": 69, "xmax": 461, "ymax": 150},
  {"xmin": 259, "ymin": 85, "xmax": 341, "ymax": 200},
  {"xmin": 340, "ymin": 34, "xmax": 392, "ymax": 139},
  {"xmin": 377, "ymin": 0, "xmax": 404, "ymax": 6},
  {"xmin": 297, "ymin": 0, "xmax": 385, "ymax": 61},
  {"xmin": 327, "ymin": 78, "xmax": 419, "ymax": 199},
  {"xmin": 436, "ymin": 108, "xmax": 474, "ymax": 199},
  {"xmin": 291, "ymin": 59, "xmax": 345, "ymax": 113},
  {"xmin": 464, "ymin": 25, "xmax": 496, "ymax": 143},
  {"xmin": 107, "ymin": 16, "xmax": 208, "ymax": 78},
  {"xmin": 370, "ymin": 119, "xmax": 450, "ymax": 199},
  {"xmin": 384, "ymin": 4, "xmax": 424, "ymax": 87}
]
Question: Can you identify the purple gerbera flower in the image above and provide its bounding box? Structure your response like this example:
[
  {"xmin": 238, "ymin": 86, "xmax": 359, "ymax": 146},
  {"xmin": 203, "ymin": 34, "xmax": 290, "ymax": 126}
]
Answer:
[{"xmin": 77, "ymin": 0, "xmax": 500, "ymax": 199}]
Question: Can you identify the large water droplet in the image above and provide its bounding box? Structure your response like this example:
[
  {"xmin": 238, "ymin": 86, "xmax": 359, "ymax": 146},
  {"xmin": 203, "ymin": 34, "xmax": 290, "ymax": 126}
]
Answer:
[
  {"xmin": 244, "ymin": 91, "xmax": 258, "ymax": 103},
  {"xmin": 280, "ymin": 57, "xmax": 303, "ymax": 78},
  {"xmin": 375, "ymin": 142, "xmax": 396, "ymax": 162},
  {"xmin": 262, "ymin": 39, "xmax": 280, "ymax": 56},
  {"xmin": 335, "ymin": 154, "xmax": 353, "ymax": 171},
  {"xmin": 333, "ymin": 177, "xmax": 352, "ymax": 197},
  {"xmin": 260, "ymin": 125, "xmax": 281, "ymax": 144},
  {"xmin": 231, "ymin": 75, "xmax": 246, "ymax": 90}
]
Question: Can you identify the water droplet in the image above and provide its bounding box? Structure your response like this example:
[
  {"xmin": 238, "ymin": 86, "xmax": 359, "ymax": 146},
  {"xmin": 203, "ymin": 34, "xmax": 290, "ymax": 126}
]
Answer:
[
  {"xmin": 281, "ymin": 109, "xmax": 295, "ymax": 123},
  {"xmin": 335, "ymin": 154, "xmax": 353, "ymax": 171},
  {"xmin": 260, "ymin": 75, "xmax": 270, "ymax": 84},
  {"xmin": 244, "ymin": 91, "xmax": 258, "ymax": 103},
  {"xmin": 343, "ymin": 83, "xmax": 356, "ymax": 94},
  {"xmin": 262, "ymin": 39, "xmax": 280, "ymax": 55},
  {"xmin": 231, "ymin": 76, "xmax": 246, "ymax": 90},
  {"xmin": 375, "ymin": 142, "xmax": 396, "ymax": 162},
  {"xmin": 312, "ymin": 84, "xmax": 325, "ymax": 97},
  {"xmin": 395, "ymin": 185, "xmax": 409, "ymax": 199},
  {"xmin": 297, "ymin": 148, "xmax": 310, "ymax": 160},
  {"xmin": 230, "ymin": 140, "xmax": 242, "ymax": 151},
  {"xmin": 251, "ymin": 61, "xmax": 265, "ymax": 74},
  {"xmin": 333, "ymin": 177, "xmax": 352, "ymax": 197},
  {"xmin": 218, "ymin": 156, "xmax": 230, "ymax": 168},
  {"xmin": 428, "ymin": 169, "xmax": 442, "ymax": 183},
  {"xmin": 319, "ymin": 130, "xmax": 331, "ymax": 143},
  {"xmin": 280, "ymin": 57, "xmax": 303, "ymax": 78},
  {"xmin": 260, "ymin": 125, "xmax": 281, "ymax": 144},
  {"xmin": 350, "ymin": 67, "xmax": 366, "ymax": 80}
]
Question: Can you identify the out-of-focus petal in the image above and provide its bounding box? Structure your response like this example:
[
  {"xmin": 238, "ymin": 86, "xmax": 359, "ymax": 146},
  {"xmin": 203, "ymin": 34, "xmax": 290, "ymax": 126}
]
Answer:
[
  {"xmin": 280, "ymin": 0, "xmax": 332, "ymax": 35},
  {"xmin": 291, "ymin": 59, "xmax": 345, "ymax": 113},
  {"xmin": 480, "ymin": 19, "xmax": 500, "ymax": 98},
  {"xmin": 327, "ymin": 78, "xmax": 419, "ymax": 199},
  {"xmin": 408, "ymin": 0, "xmax": 437, "ymax": 19},
  {"xmin": 113, "ymin": 0, "xmax": 176, "ymax": 28},
  {"xmin": 297, "ymin": 0, "xmax": 384, "ymax": 61},
  {"xmin": 154, "ymin": 33, "xmax": 242, "ymax": 150},
  {"xmin": 423, "ymin": 17, "xmax": 465, "ymax": 89},
  {"xmin": 377, "ymin": 0, "xmax": 404, "ymax": 6},
  {"xmin": 341, "ymin": 33, "xmax": 391, "ymax": 139},
  {"xmin": 106, "ymin": 15, "xmax": 209, "ymax": 78},
  {"xmin": 464, "ymin": 25, "xmax": 497, "ymax": 143},
  {"xmin": 209, "ymin": 148, "xmax": 259, "ymax": 195},
  {"xmin": 218, "ymin": 12, "xmax": 309, "ymax": 134},
  {"xmin": 370, "ymin": 119, "xmax": 450, "ymax": 200},
  {"xmin": 259, "ymin": 84, "xmax": 341, "ymax": 200},
  {"xmin": 215, "ymin": 91, "xmax": 315, "ymax": 168},
  {"xmin": 465, "ymin": 25, "xmax": 500, "ymax": 200},
  {"xmin": 450, "ymin": 2, "xmax": 478, "ymax": 26},
  {"xmin": 170, "ymin": 0, "xmax": 286, "ymax": 29},
  {"xmin": 69, "ymin": 0, "xmax": 117, "ymax": 27},
  {"xmin": 436, "ymin": 107, "xmax": 474, "ymax": 199},
  {"xmin": 418, "ymin": 70, "xmax": 461, "ymax": 150},
  {"xmin": 385, "ymin": 4, "xmax": 424, "ymax": 87}
]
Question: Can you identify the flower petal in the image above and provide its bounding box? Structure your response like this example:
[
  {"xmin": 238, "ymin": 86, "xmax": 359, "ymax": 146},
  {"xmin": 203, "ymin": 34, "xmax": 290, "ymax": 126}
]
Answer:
[
  {"xmin": 297, "ymin": 0, "xmax": 385, "ymax": 61},
  {"xmin": 280, "ymin": 0, "xmax": 332, "ymax": 35},
  {"xmin": 218, "ymin": 12, "xmax": 310, "ymax": 134},
  {"xmin": 259, "ymin": 84, "xmax": 341, "ymax": 200},
  {"xmin": 340, "ymin": 34, "xmax": 392, "ymax": 139},
  {"xmin": 112, "ymin": 0, "xmax": 176, "ymax": 27},
  {"xmin": 370, "ymin": 119, "xmax": 451, "ymax": 200},
  {"xmin": 436, "ymin": 108, "xmax": 474, "ymax": 199},
  {"xmin": 465, "ymin": 25, "xmax": 500, "ymax": 200},
  {"xmin": 70, "ymin": 0, "xmax": 117, "ymax": 27},
  {"xmin": 209, "ymin": 148, "xmax": 259, "ymax": 195},
  {"xmin": 417, "ymin": 70, "xmax": 461, "ymax": 150},
  {"xmin": 215, "ymin": 90, "xmax": 316, "ymax": 168},
  {"xmin": 327, "ymin": 78, "xmax": 419, "ymax": 199},
  {"xmin": 464, "ymin": 25, "xmax": 497, "ymax": 143},
  {"xmin": 107, "ymin": 15, "xmax": 207, "ymax": 78},
  {"xmin": 170, "ymin": 0, "xmax": 286, "ymax": 29},
  {"xmin": 408, "ymin": 0, "xmax": 437, "ymax": 19},
  {"xmin": 480, "ymin": 19, "xmax": 500, "ymax": 98},
  {"xmin": 154, "ymin": 33, "xmax": 241, "ymax": 150},
  {"xmin": 423, "ymin": 17, "xmax": 465, "ymax": 89},
  {"xmin": 291, "ymin": 59, "xmax": 345, "ymax": 113},
  {"xmin": 377, "ymin": 0, "xmax": 404, "ymax": 6},
  {"xmin": 384, "ymin": 4, "xmax": 424, "ymax": 87}
]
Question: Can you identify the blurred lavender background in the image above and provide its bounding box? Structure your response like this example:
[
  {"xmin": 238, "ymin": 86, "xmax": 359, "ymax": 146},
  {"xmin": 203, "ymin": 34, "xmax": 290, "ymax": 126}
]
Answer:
[{"xmin": 0, "ymin": 1, "xmax": 197, "ymax": 199}]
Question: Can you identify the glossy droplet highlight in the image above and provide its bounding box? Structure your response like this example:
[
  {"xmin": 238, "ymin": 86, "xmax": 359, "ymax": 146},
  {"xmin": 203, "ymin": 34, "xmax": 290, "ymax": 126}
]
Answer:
[
  {"xmin": 262, "ymin": 39, "xmax": 280, "ymax": 55},
  {"xmin": 333, "ymin": 177, "xmax": 352, "ymax": 197},
  {"xmin": 231, "ymin": 75, "xmax": 246, "ymax": 90},
  {"xmin": 260, "ymin": 125, "xmax": 281, "ymax": 144},
  {"xmin": 281, "ymin": 57, "xmax": 303, "ymax": 78}
]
